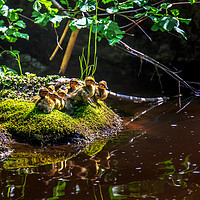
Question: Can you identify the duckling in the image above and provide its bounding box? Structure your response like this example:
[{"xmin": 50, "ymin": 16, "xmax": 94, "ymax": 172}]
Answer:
[
  {"xmin": 48, "ymin": 85, "xmax": 55, "ymax": 93},
  {"xmin": 57, "ymin": 89, "xmax": 69, "ymax": 110},
  {"xmin": 67, "ymin": 78, "xmax": 79, "ymax": 94},
  {"xmin": 49, "ymin": 91, "xmax": 62, "ymax": 110},
  {"xmin": 94, "ymin": 80, "xmax": 108, "ymax": 101},
  {"xmin": 35, "ymin": 87, "xmax": 55, "ymax": 114},
  {"xmin": 69, "ymin": 76, "xmax": 95, "ymax": 102}
]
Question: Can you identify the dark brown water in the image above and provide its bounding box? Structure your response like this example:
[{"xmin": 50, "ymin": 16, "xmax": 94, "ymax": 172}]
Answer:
[{"xmin": 1, "ymin": 98, "xmax": 200, "ymax": 200}]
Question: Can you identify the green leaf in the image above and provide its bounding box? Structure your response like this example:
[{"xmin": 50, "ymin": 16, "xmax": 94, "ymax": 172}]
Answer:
[
  {"xmin": 188, "ymin": 0, "xmax": 198, "ymax": 4},
  {"xmin": 151, "ymin": 23, "xmax": 160, "ymax": 31},
  {"xmin": 118, "ymin": 2, "xmax": 133, "ymax": 10},
  {"xmin": 60, "ymin": 0, "xmax": 69, "ymax": 6},
  {"xmin": 6, "ymin": 28, "xmax": 16, "ymax": 35},
  {"xmin": 178, "ymin": 18, "xmax": 191, "ymax": 25},
  {"xmin": 102, "ymin": 0, "xmax": 114, "ymax": 4},
  {"xmin": 171, "ymin": 9, "xmax": 179, "ymax": 16},
  {"xmin": 159, "ymin": 16, "xmax": 179, "ymax": 31},
  {"xmin": 32, "ymin": 10, "xmax": 40, "ymax": 17},
  {"xmin": 134, "ymin": 12, "xmax": 145, "ymax": 18},
  {"xmin": 13, "ymin": 20, "xmax": 26, "ymax": 28},
  {"xmin": 0, "ymin": 0, "xmax": 6, "ymax": 8},
  {"xmin": 13, "ymin": 32, "xmax": 29, "ymax": 40},
  {"xmin": 0, "ymin": 35, "xmax": 6, "ymax": 40},
  {"xmin": 70, "ymin": 17, "xmax": 94, "ymax": 30},
  {"xmin": 106, "ymin": 7, "xmax": 118, "ymax": 14},
  {"xmin": 0, "ymin": 20, "xmax": 4, "ymax": 26},
  {"xmin": 5, "ymin": 35, "xmax": 17, "ymax": 42},
  {"xmin": 147, "ymin": 7, "xmax": 161, "ymax": 15},
  {"xmin": 8, "ymin": 11, "xmax": 19, "ymax": 21},
  {"xmin": 0, "ymin": 26, "xmax": 7, "ymax": 33},
  {"xmin": 96, "ymin": 18, "xmax": 124, "ymax": 45},
  {"xmin": 38, "ymin": 0, "xmax": 52, "ymax": 8},
  {"xmin": 160, "ymin": 3, "xmax": 173, "ymax": 10},
  {"xmin": 33, "ymin": 0, "xmax": 42, "ymax": 11},
  {"xmin": 0, "ymin": 5, "xmax": 8, "ymax": 16},
  {"xmin": 50, "ymin": 15, "xmax": 69, "ymax": 27},
  {"xmin": 148, "ymin": 16, "xmax": 158, "ymax": 22},
  {"xmin": 76, "ymin": 0, "xmax": 96, "ymax": 12},
  {"xmin": 133, "ymin": 0, "xmax": 148, "ymax": 7},
  {"xmin": 34, "ymin": 12, "xmax": 50, "ymax": 26}
]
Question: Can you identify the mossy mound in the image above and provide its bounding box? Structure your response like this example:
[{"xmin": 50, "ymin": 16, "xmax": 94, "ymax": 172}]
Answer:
[{"xmin": 0, "ymin": 99, "xmax": 122, "ymax": 145}]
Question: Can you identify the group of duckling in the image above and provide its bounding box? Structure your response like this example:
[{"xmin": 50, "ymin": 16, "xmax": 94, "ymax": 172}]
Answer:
[{"xmin": 33, "ymin": 77, "xmax": 108, "ymax": 114}]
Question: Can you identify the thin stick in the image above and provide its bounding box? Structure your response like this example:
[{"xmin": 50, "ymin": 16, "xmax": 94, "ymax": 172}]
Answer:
[
  {"xmin": 178, "ymin": 81, "xmax": 181, "ymax": 108},
  {"xmin": 58, "ymin": 28, "xmax": 80, "ymax": 75},
  {"xmin": 176, "ymin": 97, "xmax": 195, "ymax": 113},
  {"xmin": 49, "ymin": 20, "xmax": 70, "ymax": 61}
]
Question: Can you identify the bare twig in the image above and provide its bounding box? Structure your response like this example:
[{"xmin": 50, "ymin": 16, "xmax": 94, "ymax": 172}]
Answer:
[
  {"xmin": 49, "ymin": 20, "xmax": 70, "ymax": 61},
  {"xmin": 51, "ymin": 0, "xmax": 69, "ymax": 16},
  {"xmin": 115, "ymin": 40, "xmax": 199, "ymax": 96},
  {"xmin": 176, "ymin": 97, "xmax": 195, "ymax": 113},
  {"xmin": 117, "ymin": 13, "xmax": 152, "ymax": 41}
]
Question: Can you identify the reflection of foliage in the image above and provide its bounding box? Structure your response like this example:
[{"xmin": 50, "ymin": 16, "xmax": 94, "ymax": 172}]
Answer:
[
  {"xmin": 83, "ymin": 139, "xmax": 106, "ymax": 156},
  {"xmin": 157, "ymin": 155, "xmax": 197, "ymax": 188},
  {"xmin": 3, "ymin": 150, "xmax": 73, "ymax": 170},
  {"xmin": 109, "ymin": 180, "xmax": 166, "ymax": 199}
]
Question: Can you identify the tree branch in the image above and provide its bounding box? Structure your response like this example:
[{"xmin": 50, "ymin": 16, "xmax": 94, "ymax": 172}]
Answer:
[{"xmin": 115, "ymin": 40, "xmax": 200, "ymax": 96}]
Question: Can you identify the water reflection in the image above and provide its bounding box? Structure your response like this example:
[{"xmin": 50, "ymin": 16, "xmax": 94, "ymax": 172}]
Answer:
[{"xmin": 1, "ymin": 99, "xmax": 200, "ymax": 199}]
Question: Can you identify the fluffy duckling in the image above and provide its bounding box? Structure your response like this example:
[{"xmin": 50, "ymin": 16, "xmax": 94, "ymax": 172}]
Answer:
[
  {"xmin": 35, "ymin": 87, "xmax": 55, "ymax": 114},
  {"xmin": 69, "ymin": 76, "xmax": 95, "ymax": 102},
  {"xmin": 49, "ymin": 91, "xmax": 62, "ymax": 110},
  {"xmin": 57, "ymin": 89, "xmax": 69, "ymax": 110},
  {"xmin": 94, "ymin": 80, "xmax": 108, "ymax": 101},
  {"xmin": 67, "ymin": 78, "xmax": 79, "ymax": 94}
]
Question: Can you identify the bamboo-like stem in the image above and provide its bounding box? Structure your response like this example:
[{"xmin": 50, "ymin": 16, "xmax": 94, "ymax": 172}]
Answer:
[
  {"xmin": 49, "ymin": 20, "xmax": 70, "ymax": 61},
  {"xmin": 58, "ymin": 28, "xmax": 80, "ymax": 75}
]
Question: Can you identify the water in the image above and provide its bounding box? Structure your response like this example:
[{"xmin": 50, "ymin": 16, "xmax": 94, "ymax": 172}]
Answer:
[{"xmin": 1, "ymin": 98, "xmax": 200, "ymax": 199}]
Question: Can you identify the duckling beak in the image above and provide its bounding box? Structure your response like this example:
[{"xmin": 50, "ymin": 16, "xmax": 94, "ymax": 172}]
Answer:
[
  {"xmin": 105, "ymin": 85, "xmax": 108, "ymax": 89},
  {"xmin": 57, "ymin": 95, "xmax": 62, "ymax": 99}
]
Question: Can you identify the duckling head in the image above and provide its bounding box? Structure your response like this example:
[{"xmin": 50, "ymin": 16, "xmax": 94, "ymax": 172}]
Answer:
[
  {"xmin": 57, "ymin": 89, "xmax": 69, "ymax": 98},
  {"xmin": 70, "ymin": 78, "xmax": 79, "ymax": 88},
  {"xmin": 85, "ymin": 76, "xmax": 95, "ymax": 86},
  {"xmin": 98, "ymin": 80, "xmax": 108, "ymax": 90},
  {"xmin": 48, "ymin": 85, "xmax": 56, "ymax": 93},
  {"xmin": 39, "ymin": 87, "xmax": 49, "ymax": 98}
]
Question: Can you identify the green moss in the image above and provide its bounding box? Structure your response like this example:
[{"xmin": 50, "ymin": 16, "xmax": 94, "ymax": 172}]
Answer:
[{"xmin": 0, "ymin": 99, "xmax": 122, "ymax": 145}]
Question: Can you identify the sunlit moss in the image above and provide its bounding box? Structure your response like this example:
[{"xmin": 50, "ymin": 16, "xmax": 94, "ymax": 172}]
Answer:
[
  {"xmin": 83, "ymin": 139, "xmax": 107, "ymax": 157},
  {"xmin": 0, "ymin": 99, "xmax": 122, "ymax": 145}
]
